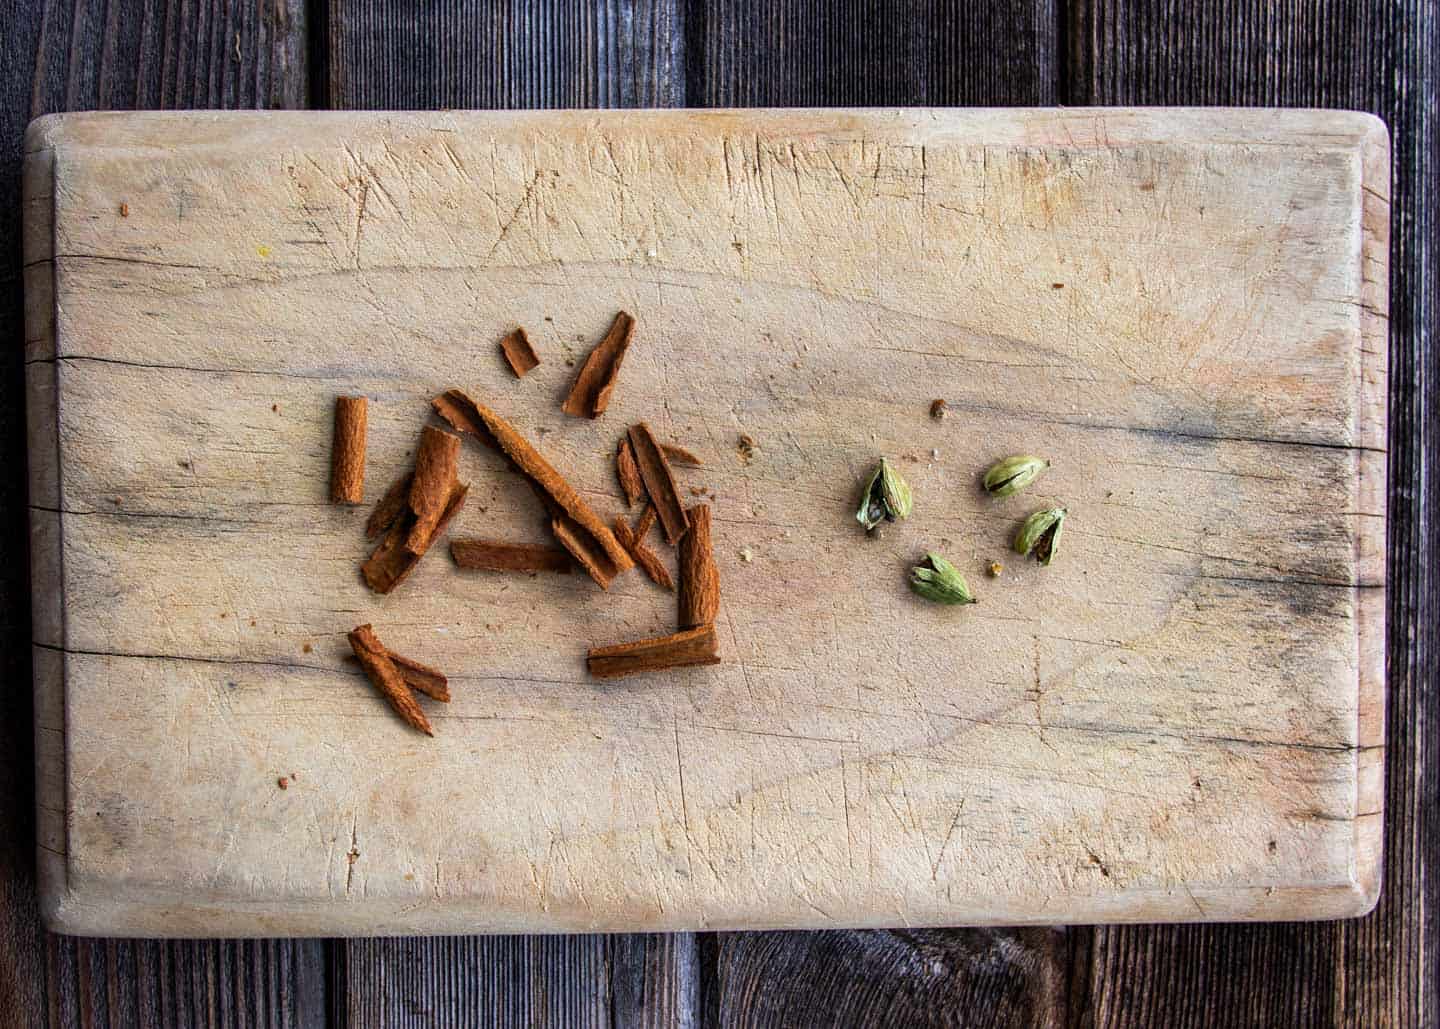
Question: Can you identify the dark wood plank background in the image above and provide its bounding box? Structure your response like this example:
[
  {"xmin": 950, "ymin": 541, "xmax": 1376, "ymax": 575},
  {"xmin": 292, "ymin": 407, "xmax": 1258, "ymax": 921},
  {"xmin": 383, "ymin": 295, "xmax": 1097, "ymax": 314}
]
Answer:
[{"xmin": 1, "ymin": 1, "xmax": 1432, "ymax": 1025}]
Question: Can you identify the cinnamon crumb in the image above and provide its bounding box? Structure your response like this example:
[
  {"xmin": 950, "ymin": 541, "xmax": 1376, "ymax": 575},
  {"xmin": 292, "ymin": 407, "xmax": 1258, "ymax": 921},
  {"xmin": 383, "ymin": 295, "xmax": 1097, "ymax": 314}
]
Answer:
[
  {"xmin": 277, "ymin": 777, "xmax": 289, "ymax": 790},
  {"xmin": 272, "ymin": 404, "xmax": 279, "ymax": 413},
  {"xmin": 302, "ymin": 643, "xmax": 312, "ymax": 653},
  {"xmin": 930, "ymin": 399, "xmax": 947, "ymax": 420},
  {"xmin": 737, "ymin": 434, "xmax": 758, "ymax": 463},
  {"xmin": 119, "ymin": 202, "xmax": 129, "ymax": 217}
]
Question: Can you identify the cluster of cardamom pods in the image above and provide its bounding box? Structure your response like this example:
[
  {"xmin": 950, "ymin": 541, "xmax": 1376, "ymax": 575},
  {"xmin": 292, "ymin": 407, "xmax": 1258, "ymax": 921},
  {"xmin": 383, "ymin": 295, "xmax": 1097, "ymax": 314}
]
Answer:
[{"xmin": 855, "ymin": 452, "xmax": 1068, "ymax": 607}]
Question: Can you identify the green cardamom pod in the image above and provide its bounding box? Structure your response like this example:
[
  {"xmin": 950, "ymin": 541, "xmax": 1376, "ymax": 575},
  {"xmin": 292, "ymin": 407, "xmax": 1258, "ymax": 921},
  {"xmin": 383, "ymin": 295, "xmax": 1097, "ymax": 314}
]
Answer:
[
  {"xmin": 982, "ymin": 455, "xmax": 1050, "ymax": 497},
  {"xmin": 1013, "ymin": 507, "xmax": 1066, "ymax": 565},
  {"xmin": 909, "ymin": 553, "xmax": 976, "ymax": 605},
  {"xmin": 856, "ymin": 458, "xmax": 913, "ymax": 531}
]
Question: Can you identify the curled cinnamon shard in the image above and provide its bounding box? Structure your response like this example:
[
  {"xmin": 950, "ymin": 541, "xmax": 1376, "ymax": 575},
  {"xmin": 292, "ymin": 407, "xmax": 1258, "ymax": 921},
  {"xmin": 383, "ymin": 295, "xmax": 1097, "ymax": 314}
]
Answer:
[
  {"xmin": 348, "ymin": 624, "xmax": 434, "ymax": 735},
  {"xmin": 406, "ymin": 426, "xmax": 460, "ymax": 554},
  {"xmin": 362, "ymin": 482, "xmax": 469, "ymax": 594},
  {"xmin": 366, "ymin": 471, "xmax": 414, "ymax": 540},
  {"xmin": 587, "ymin": 625, "xmax": 720, "ymax": 679},
  {"xmin": 678, "ymin": 503, "xmax": 719, "ymax": 628},
  {"xmin": 330, "ymin": 396, "xmax": 367, "ymax": 504},
  {"xmin": 499, "ymin": 327, "xmax": 540, "ymax": 378},
  {"xmin": 561, "ymin": 311, "xmax": 634, "ymax": 418},
  {"xmin": 387, "ymin": 651, "xmax": 451, "ymax": 702},
  {"xmin": 616, "ymin": 438, "xmax": 644, "ymax": 507},
  {"xmin": 627, "ymin": 422, "xmax": 690, "ymax": 545},
  {"xmin": 451, "ymin": 539, "xmax": 573, "ymax": 574},
  {"xmin": 614, "ymin": 515, "xmax": 674, "ymax": 591},
  {"xmin": 432, "ymin": 389, "xmax": 633, "ymax": 587}
]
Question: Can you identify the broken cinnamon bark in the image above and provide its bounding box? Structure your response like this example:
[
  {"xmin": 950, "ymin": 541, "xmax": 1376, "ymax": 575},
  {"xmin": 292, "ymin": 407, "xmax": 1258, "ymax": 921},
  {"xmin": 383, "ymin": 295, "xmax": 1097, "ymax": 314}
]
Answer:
[
  {"xmin": 387, "ymin": 651, "xmax": 450, "ymax": 702},
  {"xmin": 614, "ymin": 516, "xmax": 674, "ymax": 591},
  {"xmin": 432, "ymin": 390, "xmax": 633, "ymax": 587},
  {"xmin": 627, "ymin": 422, "xmax": 690, "ymax": 545},
  {"xmin": 499, "ymin": 327, "xmax": 540, "ymax": 378},
  {"xmin": 660, "ymin": 442, "xmax": 702, "ymax": 466},
  {"xmin": 451, "ymin": 539, "xmax": 573, "ymax": 574},
  {"xmin": 406, "ymin": 426, "xmax": 460, "ymax": 553},
  {"xmin": 633, "ymin": 503, "xmax": 657, "ymax": 541},
  {"xmin": 616, "ymin": 438, "xmax": 644, "ymax": 507},
  {"xmin": 678, "ymin": 503, "xmax": 720, "ymax": 628},
  {"xmin": 330, "ymin": 396, "xmax": 367, "ymax": 504},
  {"xmin": 362, "ymin": 482, "xmax": 469, "ymax": 594},
  {"xmin": 365, "ymin": 471, "xmax": 414, "ymax": 540},
  {"xmin": 587, "ymin": 625, "xmax": 720, "ymax": 679},
  {"xmin": 348, "ymin": 624, "xmax": 433, "ymax": 735},
  {"xmin": 561, "ymin": 311, "xmax": 634, "ymax": 418}
]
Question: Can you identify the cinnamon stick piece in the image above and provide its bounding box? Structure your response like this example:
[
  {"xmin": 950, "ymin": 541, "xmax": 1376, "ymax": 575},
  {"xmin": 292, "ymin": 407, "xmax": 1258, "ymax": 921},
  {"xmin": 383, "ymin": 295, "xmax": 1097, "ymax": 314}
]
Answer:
[
  {"xmin": 561, "ymin": 311, "xmax": 634, "ymax": 418},
  {"xmin": 362, "ymin": 482, "xmax": 469, "ymax": 594},
  {"xmin": 587, "ymin": 625, "xmax": 720, "ymax": 679},
  {"xmin": 348, "ymin": 624, "xmax": 433, "ymax": 735},
  {"xmin": 614, "ymin": 516, "xmax": 674, "ymax": 590},
  {"xmin": 330, "ymin": 396, "xmax": 367, "ymax": 504},
  {"xmin": 628, "ymin": 422, "xmax": 690, "ymax": 545},
  {"xmin": 432, "ymin": 390, "xmax": 633, "ymax": 587},
  {"xmin": 660, "ymin": 443, "xmax": 703, "ymax": 466},
  {"xmin": 365, "ymin": 471, "xmax": 414, "ymax": 540},
  {"xmin": 406, "ymin": 426, "xmax": 460, "ymax": 553},
  {"xmin": 678, "ymin": 503, "xmax": 720, "ymax": 628},
  {"xmin": 451, "ymin": 539, "xmax": 573, "ymax": 574},
  {"xmin": 616, "ymin": 438, "xmax": 644, "ymax": 507},
  {"xmin": 633, "ymin": 503, "xmax": 657, "ymax": 541},
  {"xmin": 342, "ymin": 651, "xmax": 451, "ymax": 701},
  {"xmin": 499, "ymin": 327, "xmax": 540, "ymax": 378}
]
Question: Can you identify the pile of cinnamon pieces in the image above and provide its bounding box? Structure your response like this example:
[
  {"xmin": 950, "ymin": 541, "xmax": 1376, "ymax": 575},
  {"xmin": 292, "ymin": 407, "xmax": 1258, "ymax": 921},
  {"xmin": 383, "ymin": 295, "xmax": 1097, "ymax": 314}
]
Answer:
[{"xmin": 327, "ymin": 311, "xmax": 722, "ymax": 734}]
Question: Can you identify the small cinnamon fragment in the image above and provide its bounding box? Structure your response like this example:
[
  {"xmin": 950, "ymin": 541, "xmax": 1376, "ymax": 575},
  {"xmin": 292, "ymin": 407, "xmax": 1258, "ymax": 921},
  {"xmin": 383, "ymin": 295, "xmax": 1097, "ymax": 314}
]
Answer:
[
  {"xmin": 433, "ymin": 390, "xmax": 633, "ymax": 587},
  {"xmin": 330, "ymin": 396, "xmax": 367, "ymax": 504},
  {"xmin": 633, "ymin": 503, "xmax": 657, "ymax": 541},
  {"xmin": 499, "ymin": 327, "xmax": 540, "ymax": 378},
  {"xmin": 365, "ymin": 471, "xmax": 414, "ymax": 539},
  {"xmin": 406, "ymin": 426, "xmax": 460, "ymax": 553},
  {"xmin": 348, "ymin": 624, "xmax": 433, "ymax": 735},
  {"xmin": 451, "ymin": 539, "xmax": 573, "ymax": 574},
  {"xmin": 660, "ymin": 443, "xmax": 702, "ymax": 466},
  {"xmin": 678, "ymin": 503, "xmax": 720, "ymax": 628},
  {"xmin": 362, "ymin": 483, "xmax": 469, "ymax": 594},
  {"xmin": 561, "ymin": 311, "xmax": 634, "ymax": 418},
  {"xmin": 614, "ymin": 516, "xmax": 674, "ymax": 590},
  {"xmin": 587, "ymin": 625, "xmax": 720, "ymax": 679},
  {"xmin": 616, "ymin": 438, "xmax": 644, "ymax": 507},
  {"xmin": 628, "ymin": 422, "xmax": 690, "ymax": 545}
]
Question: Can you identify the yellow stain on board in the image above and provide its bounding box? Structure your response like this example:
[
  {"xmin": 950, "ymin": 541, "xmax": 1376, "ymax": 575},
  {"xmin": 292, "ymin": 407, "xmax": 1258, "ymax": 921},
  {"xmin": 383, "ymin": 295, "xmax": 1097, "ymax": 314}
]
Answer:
[{"xmin": 257, "ymin": 245, "xmax": 271, "ymax": 257}]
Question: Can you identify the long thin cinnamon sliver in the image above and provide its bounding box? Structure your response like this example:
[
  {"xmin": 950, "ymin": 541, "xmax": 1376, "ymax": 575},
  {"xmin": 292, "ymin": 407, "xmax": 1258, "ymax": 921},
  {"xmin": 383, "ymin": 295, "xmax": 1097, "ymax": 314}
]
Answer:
[
  {"xmin": 366, "ymin": 471, "xmax": 413, "ymax": 540},
  {"xmin": 499, "ymin": 327, "xmax": 540, "ymax": 378},
  {"xmin": 678, "ymin": 503, "xmax": 720, "ymax": 628},
  {"xmin": 452, "ymin": 539, "xmax": 572, "ymax": 574},
  {"xmin": 633, "ymin": 503, "xmax": 657, "ymax": 541},
  {"xmin": 362, "ymin": 482, "xmax": 469, "ymax": 594},
  {"xmin": 614, "ymin": 516, "xmax": 674, "ymax": 590},
  {"xmin": 616, "ymin": 438, "xmax": 644, "ymax": 507},
  {"xmin": 330, "ymin": 396, "xmax": 367, "ymax": 504},
  {"xmin": 660, "ymin": 442, "xmax": 703, "ymax": 466},
  {"xmin": 348, "ymin": 624, "xmax": 433, "ymax": 735},
  {"xmin": 561, "ymin": 311, "xmax": 634, "ymax": 418},
  {"xmin": 587, "ymin": 625, "xmax": 720, "ymax": 679},
  {"xmin": 406, "ymin": 426, "xmax": 460, "ymax": 553},
  {"xmin": 432, "ymin": 390, "xmax": 633, "ymax": 587},
  {"xmin": 628, "ymin": 422, "xmax": 690, "ymax": 545}
]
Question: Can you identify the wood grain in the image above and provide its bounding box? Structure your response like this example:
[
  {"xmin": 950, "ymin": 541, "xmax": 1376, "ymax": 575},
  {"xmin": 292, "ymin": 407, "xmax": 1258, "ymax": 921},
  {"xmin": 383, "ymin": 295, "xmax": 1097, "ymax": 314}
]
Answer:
[
  {"xmin": 327, "ymin": 0, "xmax": 686, "ymax": 109},
  {"xmin": 1, "ymin": 1, "xmax": 315, "ymax": 1025},
  {"xmin": 1066, "ymin": 2, "xmax": 1438, "ymax": 1026}
]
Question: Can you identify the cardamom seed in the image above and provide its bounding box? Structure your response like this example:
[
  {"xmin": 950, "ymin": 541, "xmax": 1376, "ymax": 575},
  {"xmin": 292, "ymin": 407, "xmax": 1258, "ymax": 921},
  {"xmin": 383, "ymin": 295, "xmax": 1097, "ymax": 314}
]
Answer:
[
  {"xmin": 1014, "ymin": 507, "xmax": 1066, "ymax": 565},
  {"xmin": 856, "ymin": 458, "xmax": 913, "ymax": 532},
  {"xmin": 909, "ymin": 553, "xmax": 976, "ymax": 605},
  {"xmin": 982, "ymin": 454, "xmax": 1049, "ymax": 496}
]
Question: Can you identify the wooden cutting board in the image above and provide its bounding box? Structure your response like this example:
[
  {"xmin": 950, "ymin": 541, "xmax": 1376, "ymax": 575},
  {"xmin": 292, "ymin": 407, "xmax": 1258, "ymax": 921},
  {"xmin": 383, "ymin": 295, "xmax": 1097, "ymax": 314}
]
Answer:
[{"xmin": 24, "ymin": 109, "xmax": 1387, "ymax": 937}]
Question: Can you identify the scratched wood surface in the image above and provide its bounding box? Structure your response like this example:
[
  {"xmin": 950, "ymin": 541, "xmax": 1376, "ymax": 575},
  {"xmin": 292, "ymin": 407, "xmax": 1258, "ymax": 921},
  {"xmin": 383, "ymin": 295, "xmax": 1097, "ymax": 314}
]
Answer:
[{"xmin": 24, "ymin": 107, "xmax": 1385, "ymax": 940}]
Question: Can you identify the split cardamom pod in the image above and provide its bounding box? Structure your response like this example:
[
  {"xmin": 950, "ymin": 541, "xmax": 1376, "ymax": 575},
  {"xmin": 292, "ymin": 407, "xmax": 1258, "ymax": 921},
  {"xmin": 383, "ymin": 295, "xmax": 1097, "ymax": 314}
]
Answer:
[
  {"xmin": 856, "ymin": 458, "xmax": 913, "ymax": 532},
  {"xmin": 1014, "ymin": 507, "xmax": 1066, "ymax": 565},
  {"xmin": 982, "ymin": 455, "xmax": 1049, "ymax": 497},
  {"xmin": 909, "ymin": 553, "xmax": 976, "ymax": 605}
]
